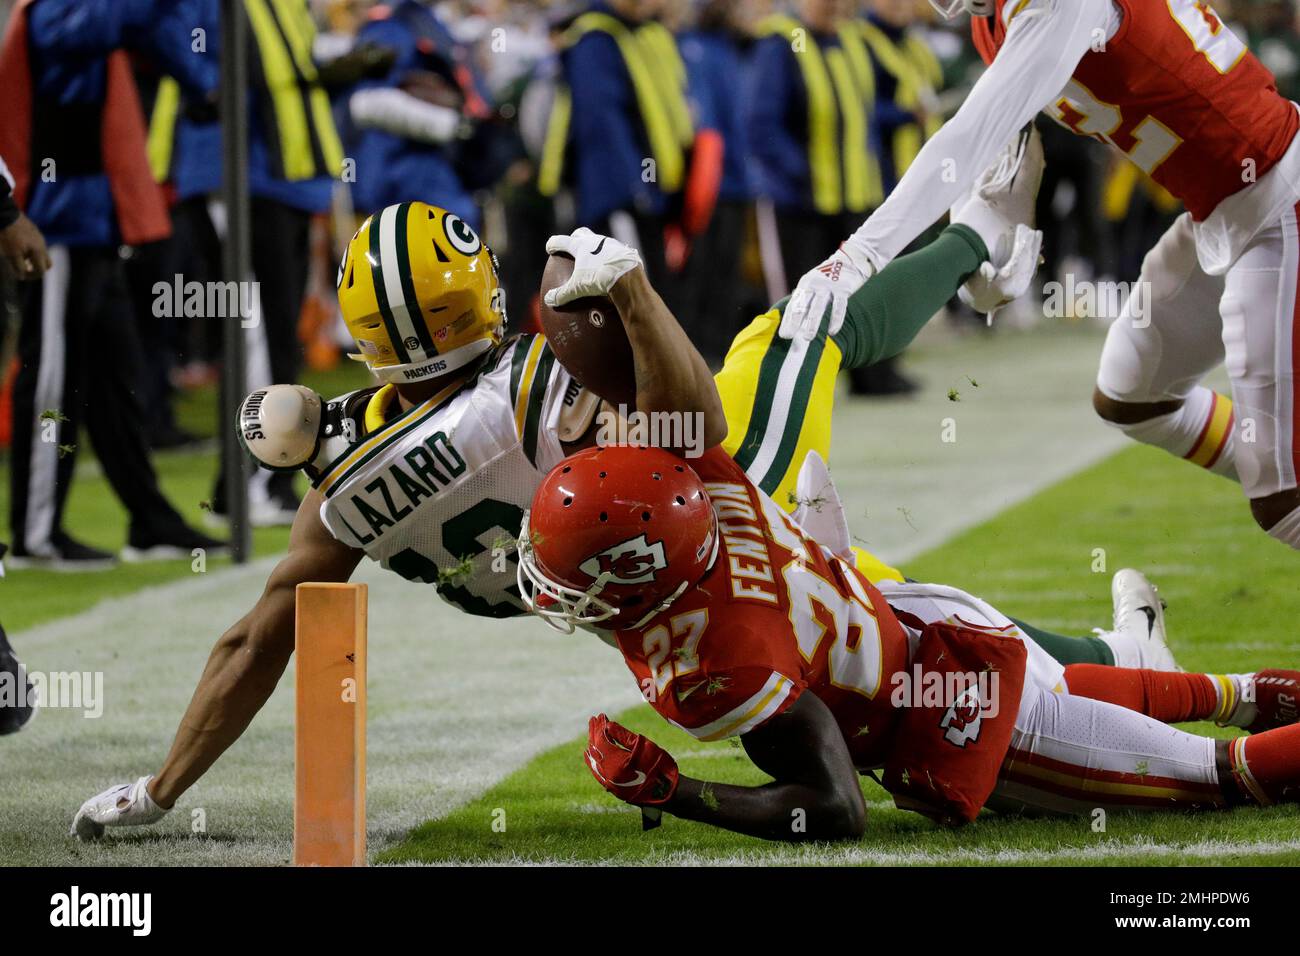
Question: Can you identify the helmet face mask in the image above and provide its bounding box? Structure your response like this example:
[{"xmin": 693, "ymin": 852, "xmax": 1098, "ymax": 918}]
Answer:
[
  {"xmin": 516, "ymin": 512, "xmax": 622, "ymax": 633},
  {"xmin": 337, "ymin": 202, "xmax": 506, "ymax": 385},
  {"xmin": 517, "ymin": 446, "xmax": 719, "ymax": 634},
  {"xmin": 927, "ymin": 0, "xmax": 991, "ymax": 19}
]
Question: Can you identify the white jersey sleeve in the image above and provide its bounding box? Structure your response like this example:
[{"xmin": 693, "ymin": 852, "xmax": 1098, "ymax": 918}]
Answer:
[
  {"xmin": 846, "ymin": 0, "xmax": 1114, "ymax": 269},
  {"xmin": 314, "ymin": 335, "xmax": 585, "ymax": 619}
]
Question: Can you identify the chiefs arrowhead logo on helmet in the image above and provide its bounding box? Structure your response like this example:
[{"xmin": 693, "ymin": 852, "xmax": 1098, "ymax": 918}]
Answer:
[{"xmin": 578, "ymin": 534, "xmax": 668, "ymax": 585}]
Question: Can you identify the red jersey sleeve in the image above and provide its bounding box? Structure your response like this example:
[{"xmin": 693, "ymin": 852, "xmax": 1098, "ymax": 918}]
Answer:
[{"xmin": 619, "ymin": 609, "xmax": 807, "ymax": 742}]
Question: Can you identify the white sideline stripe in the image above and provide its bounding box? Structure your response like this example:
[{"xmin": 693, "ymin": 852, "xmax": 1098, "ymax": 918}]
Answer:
[{"xmin": 432, "ymin": 838, "xmax": 1300, "ymax": 868}]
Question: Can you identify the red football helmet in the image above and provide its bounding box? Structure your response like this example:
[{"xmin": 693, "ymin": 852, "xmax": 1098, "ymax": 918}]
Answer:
[{"xmin": 518, "ymin": 445, "xmax": 719, "ymax": 632}]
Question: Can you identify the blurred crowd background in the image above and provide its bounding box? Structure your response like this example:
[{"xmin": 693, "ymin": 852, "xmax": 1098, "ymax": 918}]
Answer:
[{"xmin": 0, "ymin": 0, "xmax": 1298, "ymax": 563}]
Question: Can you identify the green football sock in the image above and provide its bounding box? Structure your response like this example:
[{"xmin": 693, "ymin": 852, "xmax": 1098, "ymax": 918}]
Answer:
[
  {"xmin": 1010, "ymin": 617, "xmax": 1116, "ymax": 666},
  {"xmin": 832, "ymin": 223, "xmax": 987, "ymax": 369}
]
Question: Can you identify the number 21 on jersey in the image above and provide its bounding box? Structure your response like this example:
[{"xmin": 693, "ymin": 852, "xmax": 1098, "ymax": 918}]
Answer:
[{"xmin": 1049, "ymin": 0, "xmax": 1245, "ymax": 175}]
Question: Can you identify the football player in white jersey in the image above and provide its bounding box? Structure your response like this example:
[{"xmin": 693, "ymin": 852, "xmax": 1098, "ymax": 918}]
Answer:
[
  {"xmin": 781, "ymin": 0, "xmax": 1300, "ymax": 548},
  {"xmin": 70, "ymin": 174, "xmax": 1170, "ymax": 838}
]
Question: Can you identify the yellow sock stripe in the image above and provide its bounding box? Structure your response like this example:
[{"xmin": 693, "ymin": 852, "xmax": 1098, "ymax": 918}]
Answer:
[
  {"xmin": 1231, "ymin": 737, "xmax": 1273, "ymax": 806},
  {"xmin": 1185, "ymin": 393, "xmax": 1234, "ymax": 468},
  {"xmin": 512, "ymin": 337, "xmax": 547, "ymax": 440},
  {"xmin": 1212, "ymin": 673, "xmax": 1237, "ymax": 724}
]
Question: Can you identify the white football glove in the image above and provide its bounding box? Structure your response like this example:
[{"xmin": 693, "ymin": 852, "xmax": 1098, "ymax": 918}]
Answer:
[
  {"xmin": 71, "ymin": 775, "xmax": 169, "ymax": 840},
  {"xmin": 543, "ymin": 227, "xmax": 642, "ymax": 307},
  {"xmin": 951, "ymin": 125, "xmax": 1045, "ymax": 321},
  {"xmin": 780, "ymin": 246, "xmax": 876, "ymax": 341},
  {"xmin": 957, "ymin": 224, "xmax": 1043, "ymax": 319}
]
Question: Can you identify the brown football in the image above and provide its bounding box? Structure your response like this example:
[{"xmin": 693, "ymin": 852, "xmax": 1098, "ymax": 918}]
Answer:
[{"xmin": 538, "ymin": 253, "xmax": 637, "ymax": 409}]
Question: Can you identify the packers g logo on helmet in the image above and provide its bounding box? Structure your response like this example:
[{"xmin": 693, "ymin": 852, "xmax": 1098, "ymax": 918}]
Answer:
[{"xmin": 337, "ymin": 202, "xmax": 506, "ymax": 384}]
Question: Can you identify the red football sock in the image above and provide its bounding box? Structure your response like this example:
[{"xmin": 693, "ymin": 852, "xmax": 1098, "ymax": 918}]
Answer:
[
  {"xmin": 1064, "ymin": 665, "xmax": 1219, "ymax": 722},
  {"xmin": 1228, "ymin": 726, "xmax": 1300, "ymax": 805}
]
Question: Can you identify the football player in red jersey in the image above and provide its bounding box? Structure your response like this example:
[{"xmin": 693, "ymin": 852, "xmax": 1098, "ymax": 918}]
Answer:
[
  {"xmin": 781, "ymin": 0, "xmax": 1300, "ymax": 551},
  {"xmin": 518, "ymin": 445, "xmax": 1300, "ymax": 840}
]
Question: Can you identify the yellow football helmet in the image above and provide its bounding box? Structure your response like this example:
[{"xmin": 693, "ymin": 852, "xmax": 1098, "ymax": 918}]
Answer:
[{"xmin": 337, "ymin": 202, "xmax": 506, "ymax": 384}]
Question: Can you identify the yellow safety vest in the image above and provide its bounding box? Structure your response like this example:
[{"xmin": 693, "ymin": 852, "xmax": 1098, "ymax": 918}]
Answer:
[
  {"xmin": 757, "ymin": 15, "xmax": 882, "ymax": 215},
  {"xmin": 146, "ymin": 0, "xmax": 345, "ymax": 185},
  {"xmin": 244, "ymin": 0, "xmax": 344, "ymax": 181},
  {"xmin": 858, "ymin": 21, "xmax": 942, "ymax": 179},
  {"xmin": 539, "ymin": 12, "xmax": 694, "ymax": 197},
  {"xmin": 635, "ymin": 21, "xmax": 695, "ymax": 150},
  {"xmin": 147, "ymin": 76, "xmax": 182, "ymax": 183}
]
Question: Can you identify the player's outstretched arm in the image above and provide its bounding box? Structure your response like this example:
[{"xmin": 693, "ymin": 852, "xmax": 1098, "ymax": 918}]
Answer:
[
  {"xmin": 585, "ymin": 693, "xmax": 866, "ymax": 842},
  {"xmin": 72, "ymin": 492, "xmax": 362, "ymax": 839},
  {"xmin": 780, "ymin": 0, "xmax": 1108, "ymax": 339},
  {"xmin": 609, "ymin": 267, "xmax": 727, "ymax": 452},
  {"xmin": 149, "ymin": 493, "xmax": 362, "ymax": 806}
]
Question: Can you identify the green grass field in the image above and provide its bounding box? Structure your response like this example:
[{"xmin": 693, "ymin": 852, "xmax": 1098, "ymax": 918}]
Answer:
[
  {"xmin": 383, "ymin": 445, "xmax": 1300, "ymax": 866},
  {"xmin": 2, "ymin": 330, "xmax": 1297, "ymax": 866}
]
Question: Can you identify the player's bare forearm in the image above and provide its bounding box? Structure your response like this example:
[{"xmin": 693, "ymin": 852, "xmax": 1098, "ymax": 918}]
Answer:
[
  {"xmin": 610, "ymin": 267, "xmax": 727, "ymax": 450},
  {"xmin": 147, "ymin": 599, "xmax": 295, "ymax": 808},
  {"xmin": 148, "ymin": 492, "xmax": 361, "ymax": 808},
  {"xmin": 663, "ymin": 776, "xmax": 866, "ymax": 842},
  {"xmin": 662, "ymin": 692, "xmax": 866, "ymax": 841}
]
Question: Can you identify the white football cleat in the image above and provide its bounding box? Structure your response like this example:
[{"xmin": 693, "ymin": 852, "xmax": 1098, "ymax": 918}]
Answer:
[
  {"xmin": 71, "ymin": 775, "xmax": 169, "ymax": 841},
  {"xmin": 1093, "ymin": 568, "xmax": 1181, "ymax": 672},
  {"xmin": 790, "ymin": 451, "xmax": 853, "ymax": 561}
]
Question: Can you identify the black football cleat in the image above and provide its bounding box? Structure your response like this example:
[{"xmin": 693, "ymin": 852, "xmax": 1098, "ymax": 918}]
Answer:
[
  {"xmin": 5, "ymin": 532, "xmax": 116, "ymax": 572},
  {"xmin": 121, "ymin": 524, "xmax": 229, "ymax": 563}
]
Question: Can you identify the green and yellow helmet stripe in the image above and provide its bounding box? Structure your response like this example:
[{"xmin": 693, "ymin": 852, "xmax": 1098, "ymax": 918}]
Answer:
[
  {"xmin": 392, "ymin": 202, "xmax": 437, "ymax": 355},
  {"xmin": 367, "ymin": 208, "xmax": 412, "ymax": 365}
]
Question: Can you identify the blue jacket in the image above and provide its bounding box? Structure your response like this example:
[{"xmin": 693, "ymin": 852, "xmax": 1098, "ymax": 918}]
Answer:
[
  {"xmin": 169, "ymin": 0, "xmax": 336, "ymax": 214},
  {"xmin": 561, "ymin": 2, "xmax": 668, "ymax": 225},
  {"xmin": 23, "ymin": 0, "xmax": 215, "ymax": 246},
  {"xmin": 337, "ymin": 1, "xmax": 480, "ymax": 226},
  {"xmin": 746, "ymin": 32, "xmax": 812, "ymax": 212},
  {"xmin": 678, "ymin": 28, "xmax": 751, "ymax": 204}
]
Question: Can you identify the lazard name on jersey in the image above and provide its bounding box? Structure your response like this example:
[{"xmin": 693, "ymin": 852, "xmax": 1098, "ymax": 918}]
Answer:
[{"xmin": 313, "ymin": 335, "xmax": 579, "ymax": 619}]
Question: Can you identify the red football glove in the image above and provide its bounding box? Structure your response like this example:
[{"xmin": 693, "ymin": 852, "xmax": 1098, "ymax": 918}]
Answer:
[{"xmin": 584, "ymin": 714, "xmax": 679, "ymax": 806}]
